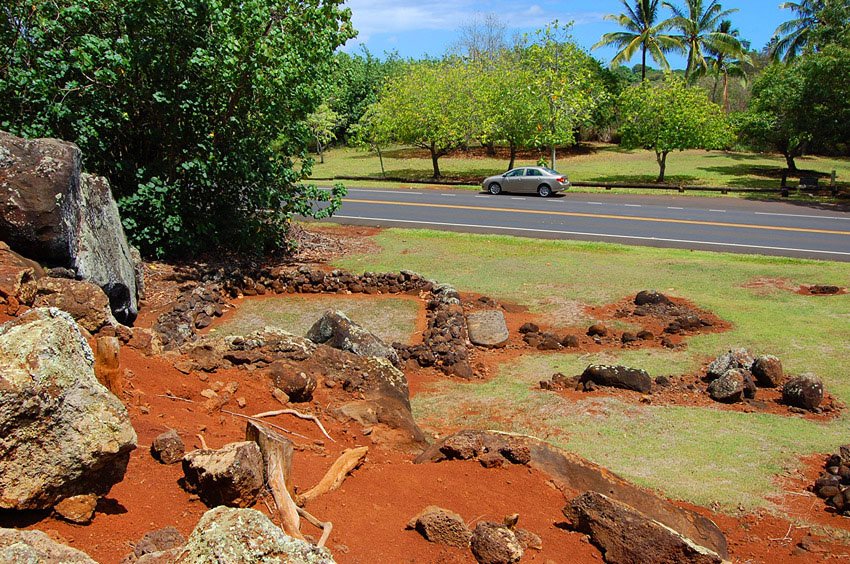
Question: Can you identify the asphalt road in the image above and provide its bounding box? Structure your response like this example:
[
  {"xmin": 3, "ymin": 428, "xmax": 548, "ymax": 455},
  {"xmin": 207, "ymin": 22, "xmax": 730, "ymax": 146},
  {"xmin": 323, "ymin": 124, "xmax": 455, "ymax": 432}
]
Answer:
[{"xmin": 319, "ymin": 186, "xmax": 850, "ymax": 261}]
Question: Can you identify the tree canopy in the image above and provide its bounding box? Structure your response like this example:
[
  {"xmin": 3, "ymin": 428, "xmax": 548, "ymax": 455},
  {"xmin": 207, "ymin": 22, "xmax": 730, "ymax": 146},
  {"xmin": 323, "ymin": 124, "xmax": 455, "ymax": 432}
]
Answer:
[{"xmin": 1, "ymin": 0, "xmax": 354, "ymax": 257}]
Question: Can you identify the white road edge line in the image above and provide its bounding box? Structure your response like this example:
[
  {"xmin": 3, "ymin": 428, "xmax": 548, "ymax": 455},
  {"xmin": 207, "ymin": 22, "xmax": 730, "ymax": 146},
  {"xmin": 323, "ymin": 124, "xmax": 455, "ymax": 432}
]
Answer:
[
  {"xmin": 754, "ymin": 211, "xmax": 850, "ymax": 220},
  {"xmin": 709, "ymin": 209, "xmax": 727, "ymax": 213},
  {"xmin": 332, "ymin": 215, "xmax": 850, "ymax": 257},
  {"xmin": 668, "ymin": 206, "xmax": 684, "ymax": 210},
  {"xmin": 624, "ymin": 204, "xmax": 641, "ymax": 207},
  {"xmin": 346, "ymin": 188, "xmax": 422, "ymax": 195}
]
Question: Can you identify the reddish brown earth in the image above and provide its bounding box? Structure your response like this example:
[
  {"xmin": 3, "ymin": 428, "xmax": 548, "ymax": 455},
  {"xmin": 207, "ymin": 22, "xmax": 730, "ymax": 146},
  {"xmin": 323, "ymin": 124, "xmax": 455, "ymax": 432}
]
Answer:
[{"xmin": 3, "ymin": 225, "xmax": 850, "ymax": 563}]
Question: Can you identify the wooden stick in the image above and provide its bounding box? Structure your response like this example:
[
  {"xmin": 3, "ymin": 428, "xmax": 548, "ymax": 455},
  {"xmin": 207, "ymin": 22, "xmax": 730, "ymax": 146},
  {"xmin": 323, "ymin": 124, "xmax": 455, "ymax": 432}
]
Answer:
[
  {"xmin": 196, "ymin": 434, "xmax": 209, "ymax": 450},
  {"xmin": 267, "ymin": 441, "xmax": 304, "ymax": 540},
  {"xmin": 297, "ymin": 446, "xmax": 368, "ymax": 506},
  {"xmin": 250, "ymin": 409, "xmax": 334, "ymax": 442},
  {"xmin": 297, "ymin": 506, "xmax": 333, "ymax": 549}
]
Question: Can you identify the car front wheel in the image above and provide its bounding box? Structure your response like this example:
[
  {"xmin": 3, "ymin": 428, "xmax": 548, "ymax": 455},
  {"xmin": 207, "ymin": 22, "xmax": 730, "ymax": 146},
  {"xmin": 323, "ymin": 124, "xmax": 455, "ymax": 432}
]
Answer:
[
  {"xmin": 488, "ymin": 182, "xmax": 502, "ymax": 195},
  {"xmin": 537, "ymin": 184, "xmax": 552, "ymax": 197}
]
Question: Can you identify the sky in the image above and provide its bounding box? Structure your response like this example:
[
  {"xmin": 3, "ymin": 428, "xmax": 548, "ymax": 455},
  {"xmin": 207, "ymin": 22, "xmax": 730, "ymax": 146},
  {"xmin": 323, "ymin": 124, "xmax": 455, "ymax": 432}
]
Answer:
[{"xmin": 341, "ymin": 0, "xmax": 794, "ymax": 68}]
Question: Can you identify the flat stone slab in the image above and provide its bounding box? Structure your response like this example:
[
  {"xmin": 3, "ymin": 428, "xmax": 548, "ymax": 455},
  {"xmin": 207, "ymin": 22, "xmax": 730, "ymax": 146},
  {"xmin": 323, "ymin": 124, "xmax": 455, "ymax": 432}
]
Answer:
[{"xmin": 466, "ymin": 310, "xmax": 509, "ymax": 347}]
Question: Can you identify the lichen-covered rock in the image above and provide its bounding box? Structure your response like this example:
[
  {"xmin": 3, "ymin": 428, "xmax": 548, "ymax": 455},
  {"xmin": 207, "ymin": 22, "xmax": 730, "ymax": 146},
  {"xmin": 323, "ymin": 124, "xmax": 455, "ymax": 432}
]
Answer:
[
  {"xmin": 182, "ymin": 441, "xmax": 263, "ymax": 508},
  {"xmin": 121, "ymin": 527, "xmax": 186, "ymax": 563},
  {"xmin": 0, "ymin": 528, "xmax": 97, "ymax": 563},
  {"xmin": 173, "ymin": 506, "xmax": 335, "ymax": 563},
  {"xmin": 579, "ymin": 365, "xmax": 652, "ymax": 393},
  {"xmin": 407, "ymin": 506, "xmax": 472, "ymax": 548},
  {"xmin": 151, "ymin": 429, "xmax": 185, "ymax": 465},
  {"xmin": 706, "ymin": 348, "xmax": 754, "ymax": 380},
  {"xmin": 466, "ymin": 310, "xmax": 509, "ymax": 347},
  {"xmin": 268, "ymin": 362, "xmax": 316, "ymax": 402},
  {"xmin": 34, "ymin": 277, "xmax": 116, "ymax": 333},
  {"xmin": 782, "ymin": 373, "xmax": 824, "ymax": 411},
  {"xmin": 0, "ymin": 308, "xmax": 137, "ymax": 510},
  {"xmin": 707, "ymin": 369, "xmax": 747, "ymax": 403},
  {"xmin": 565, "ymin": 491, "xmax": 724, "ymax": 564},
  {"xmin": 470, "ymin": 521, "xmax": 523, "ymax": 564},
  {"xmin": 307, "ymin": 310, "xmax": 399, "ymax": 365}
]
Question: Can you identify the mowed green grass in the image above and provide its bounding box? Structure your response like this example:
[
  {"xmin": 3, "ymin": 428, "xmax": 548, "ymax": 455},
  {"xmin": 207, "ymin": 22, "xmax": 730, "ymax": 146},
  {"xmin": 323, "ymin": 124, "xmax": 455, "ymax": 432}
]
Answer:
[
  {"xmin": 333, "ymin": 228, "xmax": 850, "ymax": 512},
  {"xmin": 212, "ymin": 295, "xmax": 422, "ymax": 344},
  {"xmin": 310, "ymin": 144, "xmax": 850, "ymax": 194}
]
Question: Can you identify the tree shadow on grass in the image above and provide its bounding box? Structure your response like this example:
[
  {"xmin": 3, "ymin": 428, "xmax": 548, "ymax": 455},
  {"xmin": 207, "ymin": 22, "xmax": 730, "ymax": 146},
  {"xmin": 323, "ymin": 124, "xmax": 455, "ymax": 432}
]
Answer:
[{"xmin": 587, "ymin": 173, "xmax": 702, "ymax": 185}]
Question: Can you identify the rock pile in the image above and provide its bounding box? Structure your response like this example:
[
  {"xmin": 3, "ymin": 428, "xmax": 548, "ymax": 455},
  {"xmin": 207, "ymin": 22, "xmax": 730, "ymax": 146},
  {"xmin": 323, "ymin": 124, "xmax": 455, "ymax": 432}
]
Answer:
[
  {"xmin": 519, "ymin": 322, "xmax": 581, "ymax": 351},
  {"xmin": 813, "ymin": 445, "xmax": 850, "ymax": 515}
]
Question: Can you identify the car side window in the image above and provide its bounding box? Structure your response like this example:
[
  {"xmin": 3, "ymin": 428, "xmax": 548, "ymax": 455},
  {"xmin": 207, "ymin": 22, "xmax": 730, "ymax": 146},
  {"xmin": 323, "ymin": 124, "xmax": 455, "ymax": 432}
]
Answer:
[
  {"xmin": 526, "ymin": 169, "xmax": 542, "ymax": 176},
  {"xmin": 506, "ymin": 169, "xmax": 524, "ymax": 177}
]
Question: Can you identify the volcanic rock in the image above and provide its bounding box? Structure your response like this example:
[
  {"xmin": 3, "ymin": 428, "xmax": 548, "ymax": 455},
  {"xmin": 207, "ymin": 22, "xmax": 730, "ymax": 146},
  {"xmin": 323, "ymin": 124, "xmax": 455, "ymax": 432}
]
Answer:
[
  {"xmin": 470, "ymin": 521, "xmax": 523, "ymax": 564},
  {"xmin": 706, "ymin": 348, "xmax": 754, "ymax": 380},
  {"xmin": 579, "ymin": 365, "xmax": 652, "ymax": 393},
  {"xmin": 407, "ymin": 506, "xmax": 472, "ymax": 548},
  {"xmin": 54, "ymin": 493, "xmax": 98, "ymax": 524},
  {"xmin": 307, "ymin": 309, "xmax": 399, "ymax": 365},
  {"xmin": 708, "ymin": 369, "xmax": 747, "ymax": 403},
  {"xmin": 466, "ymin": 310, "xmax": 509, "ymax": 347},
  {"xmin": 151, "ymin": 429, "xmax": 185, "ymax": 465},
  {"xmin": 0, "ymin": 308, "xmax": 137, "ymax": 510},
  {"xmin": 518, "ymin": 322, "xmax": 539, "ymax": 334},
  {"xmin": 268, "ymin": 362, "xmax": 316, "ymax": 402},
  {"xmin": 587, "ymin": 323, "xmax": 608, "ymax": 337},
  {"xmin": 34, "ymin": 277, "xmax": 115, "ymax": 333},
  {"xmin": 0, "ymin": 528, "xmax": 96, "ymax": 563},
  {"xmin": 752, "ymin": 355, "xmax": 783, "ymax": 388},
  {"xmin": 0, "ymin": 241, "xmax": 44, "ymax": 305},
  {"xmin": 182, "ymin": 441, "xmax": 263, "ymax": 508},
  {"xmin": 565, "ymin": 491, "xmax": 724, "ymax": 564},
  {"xmin": 122, "ymin": 527, "xmax": 186, "ymax": 563},
  {"xmin": 782, "ymin": 373, "xmax": 824, "ymax": 411},
  {"xmin": 634, "ymin": 290, "xmax": 671, "ymax": 306}
]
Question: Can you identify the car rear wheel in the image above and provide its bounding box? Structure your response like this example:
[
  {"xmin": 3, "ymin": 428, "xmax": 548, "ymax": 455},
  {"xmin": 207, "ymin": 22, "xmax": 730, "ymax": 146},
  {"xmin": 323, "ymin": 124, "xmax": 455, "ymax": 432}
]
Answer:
[
  {"xmin": 537, "ymin": 184, "xmax": 552, "ymax": 197},
  {"xmin": 488, "ymin": 182, "xmax": 502, "ymax": 195}
]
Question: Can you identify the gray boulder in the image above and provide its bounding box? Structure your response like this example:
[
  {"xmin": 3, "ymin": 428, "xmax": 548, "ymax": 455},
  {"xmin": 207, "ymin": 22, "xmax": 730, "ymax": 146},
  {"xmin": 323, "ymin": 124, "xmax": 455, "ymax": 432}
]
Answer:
[
  {"xmin": 182, "ymin": 441, "xmax": 263, "ymax": 508},
  {"xmin": 706, "ymin": 348, "xmax": 754, "ymax": 380},
  {"xmin": 707, "ymin": 369, "xmax": 747, "ymax": 403},
  {"xmin": 173, "ymin": 507, "xmax": 334, "ymax": 563},
  {"xmin": 466, "ymin": 310, "xmax": 509, "ymax": 347},
  {"xmin": 0, "ymin": 132, "xmax": 140, "ymax": 325},
  {"xmin": 565, "ymin": 491, "xmax": 725, "ymax": 564},
  {"xmin": 307, "ymin": 310, "xmax": 399, "ymax": 365},
  {"xmin": 0, "ymin": 308, "xmax": 137, "ymax": 510},
  {"xmin": 580, "ymin": 365, "xmax": 652, "ymax": 393},
  {"xmin": 782, "ymin": 373, "xmax": 824, "ymax": 411},
  {"xmin": 0, "ymin": 528, "xmax": 96, "ymax": 563}
]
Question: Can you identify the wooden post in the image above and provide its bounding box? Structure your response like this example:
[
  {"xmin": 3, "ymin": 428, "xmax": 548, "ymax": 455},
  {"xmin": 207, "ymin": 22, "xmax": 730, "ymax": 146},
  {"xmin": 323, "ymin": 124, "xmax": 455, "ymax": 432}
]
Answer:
[
  {"xmin": 781, "ymin": 170, "xmax": 789, "ymax": 197},
  {"xmin": 94, "ymin": 336, "xmax": 122, "ymax": 396},
  {"xmin": 832, "ymin": 170, "xmax": 837, "ymax": 196},
  {"xmin": 246, "ymin": 421, "xmax": 304, "ymax": 539}
]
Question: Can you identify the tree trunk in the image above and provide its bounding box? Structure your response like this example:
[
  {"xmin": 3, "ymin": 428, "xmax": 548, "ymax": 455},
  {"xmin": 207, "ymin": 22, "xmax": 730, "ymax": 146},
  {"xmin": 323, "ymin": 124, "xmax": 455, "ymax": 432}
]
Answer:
[
  {"xmin": 656, "ymin": 150, "xmax": 668, "ymax": 183},
  {"xmin": 641, "ymin": 44, "xmax": 647, "ymax": 80},
  {"xmin": 550, "ymin": 144, "xmax": 556, "ymax": 171},
  {"xmin": 784, "ymin": 152, "xmax": 798, "ymax": 173},
  {"xmin": 507, "ymin": 142, "xmax": 516, "ymax": 171},
  {"xmin": 430, "ymin": 144, "xmax": 441, "ymax": 179},
  {"xmin": 376, "ymin": 145, "xmax": 385, "ymax": 178},
  {"xmin": 723, "ymin": 72, "xmax": 730, "ymax": 114},
  {"xmin": 317, "ymin": 140, "xmax": 324, "ymax": 164},
  {"xmin": 485, "ymin": 140, "xmax": 496, "ymax": 156}
]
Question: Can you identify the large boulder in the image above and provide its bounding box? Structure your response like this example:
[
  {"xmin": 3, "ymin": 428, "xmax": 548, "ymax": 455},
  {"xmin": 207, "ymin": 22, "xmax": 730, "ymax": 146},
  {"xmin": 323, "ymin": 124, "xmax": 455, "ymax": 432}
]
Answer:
[
  {"xmin": 466, "ymin": 310, "xmax": 509, "ymax": 347},
  {"xmin": 182, "ymin": 441, "xmax": 264, "ymax": 508},
  {"xmin": 0, "ymin": 132, "xmax": 140, "ymax": 324},
  {"xmin": 0, "ymin": 527, "xmax": 97, "ymax": 563},
  {"xmin": 707, "ymin": 369, "xmax": 746, "ymax": 403},
  {"xmin": 34, "ymin": 276, "xmax": 116, "ymax": 333},
  {"xmin": 782, "ymin": 373, "xmax": 824, "ymax": 411},
  {"xmin": 706, "ymin": 349, "xmax": 754, "ymax": 380},
  {"xmin": 751, "ymin": 355, "xmax": 783, "ymax": 388},
  {"xmin": 306, "ymin": 310, "xmax": 399, "ymax": 365},
  {"xmin": 565, "ymin": 491, "xmax": 725, "ymax": 564},
  {"xmin": 579, "ymin": 365, "xmax": 652, "ymax": 394},
  {"xmin": 171, "ymin": 506, "xmax": 334, "ymax": 563},
  {"xmin": 0, "ymin": 308, "xmax": 137, "ymax": 509}
]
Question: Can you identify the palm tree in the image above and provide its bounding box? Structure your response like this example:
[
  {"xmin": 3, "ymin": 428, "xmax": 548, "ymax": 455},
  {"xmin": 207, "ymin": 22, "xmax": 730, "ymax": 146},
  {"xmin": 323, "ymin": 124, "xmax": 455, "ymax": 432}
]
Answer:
[
  {"xmin": 592, "ymin": 0, "xmax": 680, "ymax": 80},
  {"xmin": 769, "ymin": 1, "xmax": 823, "ymax": 62},
  {"xmin": 664, "ymin": 0, "xmax": 744, "ymax": 81},
  {"xmin": 707, "ymin": 20, "xmax": 751, "ymax": 113}
]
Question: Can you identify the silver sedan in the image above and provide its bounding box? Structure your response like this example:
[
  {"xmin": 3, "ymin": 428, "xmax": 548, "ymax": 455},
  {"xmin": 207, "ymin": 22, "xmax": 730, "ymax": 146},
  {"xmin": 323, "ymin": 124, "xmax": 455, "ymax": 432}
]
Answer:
[{"xmin": 482, "ymin": 166, "xmax": 570, "ymax": 197}]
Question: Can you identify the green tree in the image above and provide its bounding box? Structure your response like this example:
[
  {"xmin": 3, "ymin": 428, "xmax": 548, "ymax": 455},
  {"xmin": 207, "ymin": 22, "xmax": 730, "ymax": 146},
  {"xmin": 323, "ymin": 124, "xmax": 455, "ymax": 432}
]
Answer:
[
  {"xmin": 770, "ymin": 0, "xmax": 850, "ymax": 61},
  {"xmin": 664, "ymin": 0, "xmax": 745, "ymax": 81},
  {"xmin": 618, "ymin": 76, "xmax": 731, "ymax": 181},
  {"xmin": 593, "ymin": 0, "xmax": 680, "ymax": 80},
  {"xmin": 307, "ymin": 103, "xmax": 339, "ymax": 164},
  {"xmin": 707, "ymin": 20, "xmax": 751, "ymax": 112},
  {"xmin": 521, "ymin": 22, "xmax": 605, "ymax": 170},
  {"xmin": 0, "ymin": 0, "xmax": 355, "ymax": 257},
  {"xmin": 373, "ymin": 60, "xmax": 475, "ymax": 178},
  {"xmin": 350, "ymin": 103, "xmax": 390, "ymax": 178}
]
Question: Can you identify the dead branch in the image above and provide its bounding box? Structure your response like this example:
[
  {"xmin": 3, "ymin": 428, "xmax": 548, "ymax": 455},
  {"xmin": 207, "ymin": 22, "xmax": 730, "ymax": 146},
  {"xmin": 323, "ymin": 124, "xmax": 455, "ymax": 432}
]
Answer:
[
  {"xmin": 250, "ymin": 409, "xmax": 334, "ymax": 442},
  {"xmin": 297, "ymin": 446, "xmax": 368, "ymax": 506},
  {"xmin": 196, "ymin": 434, "xmax": 209, "ymax": 450},
  {"xmin": 221, "ymin": 409, "xmax": 311, "ymax": 441},
  {"xmin": 297, "ymin": 506, "xmax": 333, "ymax": 549}
]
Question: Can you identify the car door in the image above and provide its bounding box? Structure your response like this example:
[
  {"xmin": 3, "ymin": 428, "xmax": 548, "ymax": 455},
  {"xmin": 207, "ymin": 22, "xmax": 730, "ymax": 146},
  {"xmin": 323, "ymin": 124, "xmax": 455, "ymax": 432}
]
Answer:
[
  {"xmin": 502, "ymin": 168, "xmax": 525, "ymax": 193},
  {"xmin": 522, "ymin": 168, "xmax": 543, "ymax": 193}
]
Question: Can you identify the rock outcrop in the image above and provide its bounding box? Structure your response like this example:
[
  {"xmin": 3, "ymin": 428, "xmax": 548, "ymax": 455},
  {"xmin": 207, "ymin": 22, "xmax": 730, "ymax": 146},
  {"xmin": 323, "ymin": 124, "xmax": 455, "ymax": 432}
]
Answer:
[
  {"xmin": 0, "ymin": 308, "xmax": 137, "ymax": 510},
  {"xmin": 0, "ymin": 528, "xmax": 97, "ymax": 563},
  {"xmin": 0, "ymin": 131, "xmax": 140, "ymax": 324},
  {"xmin": 182, "ymin": 441, "xmax": 264, "ymax": 508},
  {"xmin": 579, "ymin": 365, "xmax": 652, "ymax": 394},
  {"xmin": 307, "ymin": 309, "xmax": 400, "ymax": 365}
]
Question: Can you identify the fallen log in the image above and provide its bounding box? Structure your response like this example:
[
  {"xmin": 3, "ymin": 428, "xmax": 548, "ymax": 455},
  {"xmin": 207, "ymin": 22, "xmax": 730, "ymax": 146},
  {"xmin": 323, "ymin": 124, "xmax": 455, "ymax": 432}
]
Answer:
[{"xmin": 297, "ymin": 446, "xmax": 368, "ymax": 506}]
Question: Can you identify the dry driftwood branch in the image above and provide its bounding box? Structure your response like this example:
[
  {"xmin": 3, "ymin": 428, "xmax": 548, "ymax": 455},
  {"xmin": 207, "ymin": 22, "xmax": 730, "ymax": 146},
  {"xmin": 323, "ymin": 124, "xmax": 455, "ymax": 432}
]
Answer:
[
  {"xmin": 297, "ymin": 506, "xmax": 333, "ymax": 549},
  {"xmin": 296, "ymin": 446, "xmax": 369, "ymax": 506},
  {"xmin": 246, "ymin": 421, "xmax": 304, "ymax": 539},
  {"xmin": 251, "ymin": 409, "xmax": 334, "ymax": 442},
  {"xmin": 217, "ymin": 408, "xmax": 309, "ymax": 440},
  {"xmin": 195, "ymin": 433, "xmax": 209, "ymax": 450}
]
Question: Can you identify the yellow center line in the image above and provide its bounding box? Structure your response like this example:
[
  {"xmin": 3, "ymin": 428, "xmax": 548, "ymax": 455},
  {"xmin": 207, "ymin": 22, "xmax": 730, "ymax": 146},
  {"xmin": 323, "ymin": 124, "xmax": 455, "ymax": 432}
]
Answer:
[{"xmin": 345, "ymin": 198, "xmax": 850, "ymax": 236}]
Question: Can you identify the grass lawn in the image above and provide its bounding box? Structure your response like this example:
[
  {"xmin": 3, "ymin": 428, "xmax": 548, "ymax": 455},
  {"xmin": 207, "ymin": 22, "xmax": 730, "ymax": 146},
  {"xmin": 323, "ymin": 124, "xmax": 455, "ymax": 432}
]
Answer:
[
  {"xmin": 332, "ymin": 227, "xmax": 850, "ymax": 514},
  {"xmin": 310, "ymin": 144, "xmax": 850, "ymax": 198},
  {"xmin": 211, "ymin": 295, "xmax": 422, "ymax": 344}
]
